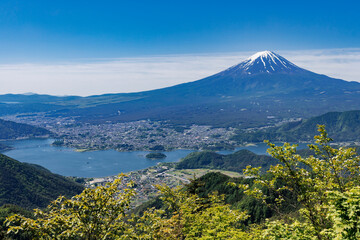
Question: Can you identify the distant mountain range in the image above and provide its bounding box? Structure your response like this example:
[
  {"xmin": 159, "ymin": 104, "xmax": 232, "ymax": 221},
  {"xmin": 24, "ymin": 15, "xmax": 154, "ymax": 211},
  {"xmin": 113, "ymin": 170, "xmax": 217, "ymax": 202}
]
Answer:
[
  {"xmin": 0, "ymin": 154, "xmax": 83, "ymax": 209},
  {"xmin": 1, "ymin": 51, "xmax": 360, "ymax": 127},
  {"xmin": 232, "ymin": 110, "xmax": 360, "ymax": 143}
]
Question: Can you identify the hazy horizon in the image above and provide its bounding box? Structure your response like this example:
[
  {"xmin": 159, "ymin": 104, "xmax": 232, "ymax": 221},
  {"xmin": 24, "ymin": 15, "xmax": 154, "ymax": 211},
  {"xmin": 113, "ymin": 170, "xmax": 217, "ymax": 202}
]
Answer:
[{"xmin": 0, "ymin": 48, "xmax": 359, "ymax": 96}]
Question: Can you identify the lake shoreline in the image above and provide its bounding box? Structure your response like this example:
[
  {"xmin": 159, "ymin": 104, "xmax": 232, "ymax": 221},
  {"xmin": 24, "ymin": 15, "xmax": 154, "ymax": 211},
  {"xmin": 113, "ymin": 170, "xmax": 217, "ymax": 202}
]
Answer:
[{"xmin": 2, "ymin": 138, "xmax": 311, "ymax": 178}]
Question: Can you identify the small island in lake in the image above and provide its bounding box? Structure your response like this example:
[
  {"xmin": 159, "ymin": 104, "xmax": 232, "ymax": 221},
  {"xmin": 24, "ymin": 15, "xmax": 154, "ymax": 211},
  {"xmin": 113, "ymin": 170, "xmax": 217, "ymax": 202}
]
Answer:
[
  {"xmin": 52, "ymin": 140, "xmax": 64, "ymax": 146},
  {"xmin": 145, "ymin": 152, "xmax": 167, "ymax": 159}
]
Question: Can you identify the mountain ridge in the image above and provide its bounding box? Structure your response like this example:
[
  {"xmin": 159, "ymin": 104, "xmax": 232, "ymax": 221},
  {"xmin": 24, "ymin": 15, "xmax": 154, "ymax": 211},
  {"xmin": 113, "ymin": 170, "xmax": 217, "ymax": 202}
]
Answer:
[
  {"xmin": 231, "ymin": 110, "xmax": 360, "ymax": 143},
  {"xmin": 0, "ymin": 118, "xmax": 51, "ymax": 140},
  {"xmin": 1, "ymin": 51, "xmax": 360, "ymax": 127}
]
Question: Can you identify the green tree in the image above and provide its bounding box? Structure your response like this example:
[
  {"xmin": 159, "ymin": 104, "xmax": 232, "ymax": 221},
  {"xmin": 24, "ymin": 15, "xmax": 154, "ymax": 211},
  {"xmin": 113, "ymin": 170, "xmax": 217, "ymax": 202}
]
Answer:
[
  {"xmin": 132, "ymin": 184, "xmax": 249, "ymax": 239},
  {"xmin": 239, "ymin": 125, "xmax": 360, "ymax": 239},
  {"xmin": 327, "ymin": 186, "xmax": 360, "ymax": 240},
  {"xmin": 6, "ymin": 174, "xmax": 136, "ymax": 239},
  {"xmin": 6, "ymin": 175, "xmax": 249, "ymax": 239}
]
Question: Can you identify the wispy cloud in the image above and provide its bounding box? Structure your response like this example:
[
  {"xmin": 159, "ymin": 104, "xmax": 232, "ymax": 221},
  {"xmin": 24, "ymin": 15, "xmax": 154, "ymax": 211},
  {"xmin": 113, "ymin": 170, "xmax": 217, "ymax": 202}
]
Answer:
[{"xmin": 1, "ymin": 48, "xmax": 359, "ymax": 96}]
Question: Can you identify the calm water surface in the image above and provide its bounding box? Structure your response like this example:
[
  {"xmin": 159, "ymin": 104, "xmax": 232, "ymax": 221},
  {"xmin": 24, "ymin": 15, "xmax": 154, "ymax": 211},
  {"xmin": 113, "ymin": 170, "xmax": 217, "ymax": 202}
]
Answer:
[{"xmin": 2, "ymin": 138, "xmax": 309, "ymax": 178}]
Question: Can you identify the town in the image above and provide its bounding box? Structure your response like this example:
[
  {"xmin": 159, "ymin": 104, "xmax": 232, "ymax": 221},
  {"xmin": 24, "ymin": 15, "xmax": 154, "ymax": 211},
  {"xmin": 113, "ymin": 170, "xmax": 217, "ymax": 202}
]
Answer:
[
  {"xmin": 3, "ymin": 113, "xmax": 237, "ymax": 151},
  {"xmin": 85, "ymin": 162, "xmax": 243, "ymax": 207}
]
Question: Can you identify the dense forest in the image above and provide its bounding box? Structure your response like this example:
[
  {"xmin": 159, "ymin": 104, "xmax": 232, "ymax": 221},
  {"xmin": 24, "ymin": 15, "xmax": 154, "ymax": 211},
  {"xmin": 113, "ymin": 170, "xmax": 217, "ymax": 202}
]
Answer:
[
  {"xmin": 0, "ymin": 119, "xmax": 51, "ymax": 140},
  {"xmin": 134, "ymin": 171, "xmax": 297, "ymax": 225},
  {"xmin": 232, "ymin": 110, "xmax": 360, "ymax": 143},
  {"xmin": 0, "ymin": 154, "xmax": 83, "ymax": 209},
  {"xmin": 176, "ymin": 149, "xmax": 277, "ymax": 172}
]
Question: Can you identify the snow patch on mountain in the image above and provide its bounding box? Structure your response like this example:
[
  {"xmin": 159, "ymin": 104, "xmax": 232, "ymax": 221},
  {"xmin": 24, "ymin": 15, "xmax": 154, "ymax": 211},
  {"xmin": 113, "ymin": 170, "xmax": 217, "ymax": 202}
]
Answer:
[{"xmin": 225, "ymin": 51, "xmax": 303, "ymax": 75}]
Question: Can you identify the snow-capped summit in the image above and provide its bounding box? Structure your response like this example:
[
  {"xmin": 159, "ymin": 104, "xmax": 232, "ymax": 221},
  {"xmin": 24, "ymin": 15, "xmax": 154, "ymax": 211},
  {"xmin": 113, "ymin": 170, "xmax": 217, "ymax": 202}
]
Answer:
[
  {"xmin": 225, "ymin": 51, "xmax": 302, "ymax": 75},
  {"xmin": 247, "ymin": 50, "xmax": 275, "ymax": 62}
]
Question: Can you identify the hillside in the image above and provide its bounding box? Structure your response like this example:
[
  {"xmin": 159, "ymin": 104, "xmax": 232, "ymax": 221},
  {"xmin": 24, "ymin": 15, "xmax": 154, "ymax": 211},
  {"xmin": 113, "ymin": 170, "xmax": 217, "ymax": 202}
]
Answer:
[
  {"xmin": 176, "ymin": 149, "xmax": 278, "ymax": 172},
  {"xmin": 0, "ymin": 154, "xmax": 84, "ymax": 209},
  {"xmin": 232, "ymin": 110, "xmax": 360, "ymax": 143},
  {"xmin": 0, "ymin": 143, "xmax": 12, "ymax": 152},
  {"xmin": 0, "ymin": 118, "xmax": 51, "ymax": 140},
  {"xmin": 134, "ymin": 171, "xmax": 297, "ymax": 224},
  {"xmin": 186, "ymin": 172, "xmax": 298, "ymax": 224}
]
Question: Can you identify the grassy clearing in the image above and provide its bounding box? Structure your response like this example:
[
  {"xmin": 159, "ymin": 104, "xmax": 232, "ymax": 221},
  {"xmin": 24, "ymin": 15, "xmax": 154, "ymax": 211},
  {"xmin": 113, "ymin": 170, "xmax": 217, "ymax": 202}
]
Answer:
[{"xmin": 168, "ymin": 168, "xmax": 243, "ymax": 180}]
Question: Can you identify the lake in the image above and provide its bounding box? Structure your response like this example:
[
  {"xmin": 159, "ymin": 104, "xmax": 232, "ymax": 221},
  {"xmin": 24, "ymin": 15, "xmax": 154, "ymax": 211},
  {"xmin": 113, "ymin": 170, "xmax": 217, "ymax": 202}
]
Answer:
[{"xmin": 2, "ymin": 138, "xmax": 309, "ymax": 178}]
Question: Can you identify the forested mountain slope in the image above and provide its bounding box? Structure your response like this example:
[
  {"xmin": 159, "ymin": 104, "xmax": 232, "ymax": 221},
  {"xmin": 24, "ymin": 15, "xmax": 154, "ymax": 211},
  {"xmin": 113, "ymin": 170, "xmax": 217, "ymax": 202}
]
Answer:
[
  {"xmin": 0, "ymin": 118, "xmax": 51, "ymax": 140},
  {"xmin": 0, "ymin": 154, "xmax": 83, "ymax": 209},
  {"xmin": 232, "ymin": 110, "xmax": 360, "ymax": 143}
]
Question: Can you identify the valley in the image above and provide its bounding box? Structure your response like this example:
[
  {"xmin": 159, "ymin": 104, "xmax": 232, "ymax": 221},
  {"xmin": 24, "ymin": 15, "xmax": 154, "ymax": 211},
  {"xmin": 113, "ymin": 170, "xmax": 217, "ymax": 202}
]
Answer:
[
  {"xmin": 1, "ymin": 52, "xmax": 360, "ymax": 179},
  {"xmin": 2, "ymin": 52, "xmax": 360, "ymax": 130},
  {"xmin": 2, "ymin": 0, "xmax": 359, "ymax": 237},
  {"xmin": 4, "ymin": 136, "xmax": 297, "ymax": 178},
  {"xmin": 3, "ymin": 114, "xmax": 236, "ymax": 151},
  {"xmin": 2, "ymin": 51, "xmax": 360, "ymax": 172}
]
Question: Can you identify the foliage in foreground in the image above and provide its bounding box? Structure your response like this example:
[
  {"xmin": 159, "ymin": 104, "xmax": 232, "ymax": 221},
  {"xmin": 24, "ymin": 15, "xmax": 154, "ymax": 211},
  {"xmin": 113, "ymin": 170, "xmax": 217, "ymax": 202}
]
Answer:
[
  {"xmin": 5, "ymin": 175, "xmax": 249, "ymax": 239},
  {"xmin": 6, "ymin": 175, "xmax": 135, "ymax": 239},
  {"xmin": 239, "ymin": 125, "xmax": 360, "ymax": 239},
  {"xmin": 5, "ymin": 125, "xmax": 360, "ymax": 239},
  {"xmin": 132, "ymin": 185, "xmax": 249, "ymax": 239},
  {"xmin": 0, "ymin": 204, "xmax": 33, "ymax": 240}
]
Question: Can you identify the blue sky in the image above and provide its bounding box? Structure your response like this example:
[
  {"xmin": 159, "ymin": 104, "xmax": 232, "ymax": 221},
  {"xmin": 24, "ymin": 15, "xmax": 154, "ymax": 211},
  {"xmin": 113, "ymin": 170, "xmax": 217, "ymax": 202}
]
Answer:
[
  {"xmin": 0, "ymin": 1, "xmax": 359, "ymax": 95},
  {"xmin": 0, "ymin": 0, "xmax": 359, "ymax": 62}
]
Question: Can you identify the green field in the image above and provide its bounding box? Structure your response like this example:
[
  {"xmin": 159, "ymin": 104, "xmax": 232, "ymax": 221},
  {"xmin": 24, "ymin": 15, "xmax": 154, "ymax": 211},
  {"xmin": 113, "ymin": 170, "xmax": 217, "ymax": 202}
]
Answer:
[{"xmin": 168, "ymin": 168, "xmax": 243, "ymax": 180}]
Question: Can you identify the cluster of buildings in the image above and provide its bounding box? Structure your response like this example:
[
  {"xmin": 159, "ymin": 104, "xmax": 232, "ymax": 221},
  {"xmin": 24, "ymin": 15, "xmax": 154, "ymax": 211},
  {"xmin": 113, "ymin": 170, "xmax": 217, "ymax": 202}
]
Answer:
[
  {"xmin": 4, "ymin": 114, "xmax": 236, "ymax": 151},
  {"xmin": 86, "ymin": 163, "xmax": 190, "ymax": 206}
]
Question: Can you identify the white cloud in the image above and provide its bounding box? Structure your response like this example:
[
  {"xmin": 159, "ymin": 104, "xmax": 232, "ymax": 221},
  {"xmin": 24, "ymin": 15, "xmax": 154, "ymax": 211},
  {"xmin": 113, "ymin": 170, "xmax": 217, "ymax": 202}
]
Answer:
[
  {"xmin": 1, "ymin": 48, "xmax": 359, "ymax": 96},
  {"xmin": 281, "ymin": 48, "xmax": 360, "ymax": 82}
]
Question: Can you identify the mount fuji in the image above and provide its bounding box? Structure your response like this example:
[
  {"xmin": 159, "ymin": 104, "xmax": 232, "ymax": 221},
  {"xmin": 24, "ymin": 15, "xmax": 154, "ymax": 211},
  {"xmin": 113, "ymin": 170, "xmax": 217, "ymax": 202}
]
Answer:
[
  {"xmin": 2, "ymin": 51, "xmax": 360, "ymax": 127},
  {"xmin": 225, "ymin": 50, "xmax": 302, "ymax": 75}
]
